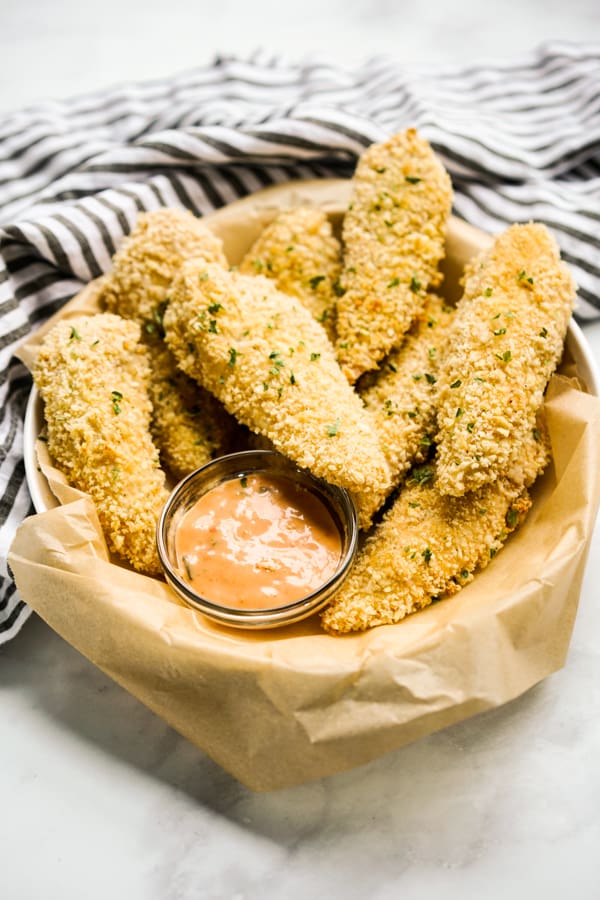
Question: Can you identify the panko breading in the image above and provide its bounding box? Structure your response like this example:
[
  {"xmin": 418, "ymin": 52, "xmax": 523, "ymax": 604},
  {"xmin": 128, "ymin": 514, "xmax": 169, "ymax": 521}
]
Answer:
[
  {"xmin": 102, "ymin": 207, "xmax": 228, "ymax": 328},
  {"xmin": 335, "ymin": 128, "xmax": 453, "ymax": 382},
  {"xmin": 362, "ymin": 295, "xmax": 454, "ymax": 477},
  {"xmin": 163, "ymin": 260, "xmax": 392, "ymax": 496},
  {"xmin": 100, "ymin": 207, "xmax": 234, "ymax": 479},
  {"xmin": 148, "ymin": 345, "xmax": 235, "ymax": 481},
  {"xmin": 239, "ymin": 207, "xmax": 341, "ymax": 341},
  {"xmin": 435, "ymin": 222, "xmax": 575, "ymax": 497},
  {"xmin": 321, "ymin": 425, "xmax": 550, "ymax": 634},
  {"xmin": 33, "ymin": 314, "xmax": 169, "ymax": 575}
]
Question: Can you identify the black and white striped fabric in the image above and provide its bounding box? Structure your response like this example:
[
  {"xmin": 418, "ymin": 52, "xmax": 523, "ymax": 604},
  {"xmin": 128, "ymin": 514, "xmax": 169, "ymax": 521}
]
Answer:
[{"xmin": 1, "ymin": 40, "xmax": 599, "ymax": 642}]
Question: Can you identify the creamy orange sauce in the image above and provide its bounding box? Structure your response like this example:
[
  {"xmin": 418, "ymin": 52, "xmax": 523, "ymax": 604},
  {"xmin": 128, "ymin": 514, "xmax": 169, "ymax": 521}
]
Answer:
[{"xmin": 175, "ymin": 472, "xmax": 342, "ymax": 609}]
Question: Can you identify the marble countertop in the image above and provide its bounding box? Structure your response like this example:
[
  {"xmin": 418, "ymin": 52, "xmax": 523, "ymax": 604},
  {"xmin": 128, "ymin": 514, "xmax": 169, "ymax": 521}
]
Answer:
[{"xmin": 2, "ymin": 2, "xmax": 600, "ymax": 897}]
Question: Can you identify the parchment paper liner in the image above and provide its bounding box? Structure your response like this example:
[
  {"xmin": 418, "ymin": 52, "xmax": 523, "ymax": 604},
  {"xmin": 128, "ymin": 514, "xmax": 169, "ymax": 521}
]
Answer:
[{"xmin": 9, "ymin": 180, "xmax": 600, "ymax": 791}]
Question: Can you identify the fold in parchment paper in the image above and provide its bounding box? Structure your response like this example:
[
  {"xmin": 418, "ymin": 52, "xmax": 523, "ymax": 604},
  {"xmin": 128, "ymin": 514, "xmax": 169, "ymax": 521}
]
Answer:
[{"xmin": 10, "ymin": 181, "xmax": 600, "ymax": 791}]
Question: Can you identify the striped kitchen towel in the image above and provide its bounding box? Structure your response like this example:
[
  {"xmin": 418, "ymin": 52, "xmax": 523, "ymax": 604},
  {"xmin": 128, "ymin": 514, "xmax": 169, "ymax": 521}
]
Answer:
[{"xmin": 1, "ymin": 40, "xmax": 599, "ymax": 642}]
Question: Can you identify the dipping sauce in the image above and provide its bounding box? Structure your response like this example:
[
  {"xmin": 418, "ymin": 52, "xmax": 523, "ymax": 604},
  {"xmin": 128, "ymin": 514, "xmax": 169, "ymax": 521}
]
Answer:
[{"xmin": 174, "ymin": 472, "xmax": 343, "ymax": 609}]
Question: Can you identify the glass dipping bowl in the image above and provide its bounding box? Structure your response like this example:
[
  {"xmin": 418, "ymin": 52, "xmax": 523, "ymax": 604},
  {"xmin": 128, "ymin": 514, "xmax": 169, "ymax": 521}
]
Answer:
[{"xmin": 157, "ymin": 449, "xmax": 358, "ymax": 629}]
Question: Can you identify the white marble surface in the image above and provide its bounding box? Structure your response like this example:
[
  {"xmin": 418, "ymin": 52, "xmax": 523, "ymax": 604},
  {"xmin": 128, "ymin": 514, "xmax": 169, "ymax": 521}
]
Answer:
[{"xmin": 2, "ymin": 2, "xmax": 600, "ymax": 898}]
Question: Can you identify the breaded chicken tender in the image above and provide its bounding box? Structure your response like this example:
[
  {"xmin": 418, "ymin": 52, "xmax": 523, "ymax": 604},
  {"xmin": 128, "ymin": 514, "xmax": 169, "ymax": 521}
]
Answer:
[
  {"xmin": 335, "ymin": 128, "xmax": 453, "ymax": 382},
  {"xmin": 355, "ymin": 294, "xmax": 455, "ymax": 525},
  {"xmin": 239, "ymin": 207, "xmax": 341, "ymax": 341},
  {"xmin": 163, "ymin": 261, "xmax": 391, "ymax": 496},
  {"xmin": 33, "ymin": 314, "xmax": 169, "ymax": 575},
  {"xmin": 435, "ymin": 222, "xmax": 575, "ymax": 497},
  {"xmin": 101, "ymin": 207, "xmax": 234, "ymax": 479},
  {"xmin": 102, "ymin": 207, "xmax": 228, "ymax": 327},
  {"xmin": 148, "ymin": 345, "xmax": 235, "ymax": 481},
  {"xmin": 321, "ymin": 425, "xmax": 550, "ymax": 634}
]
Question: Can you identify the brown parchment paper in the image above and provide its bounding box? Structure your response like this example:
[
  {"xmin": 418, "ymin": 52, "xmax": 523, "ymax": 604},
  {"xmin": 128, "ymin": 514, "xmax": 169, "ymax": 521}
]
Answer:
[{"xmin": 9, "ymin": 181, "xmax": 600, "ymax": 791}]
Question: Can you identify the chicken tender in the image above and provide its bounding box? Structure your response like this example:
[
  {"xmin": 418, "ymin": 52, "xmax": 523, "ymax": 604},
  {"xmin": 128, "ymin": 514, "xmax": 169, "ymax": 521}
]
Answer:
[
  {"xmin": 148, "ymin": 345, "xmax": 235, "ymax": 481},
  {"xmin": 163, "ymin": 261, "xmax": 391, "ymax": 496},
  {"xmin": 335, "ymin": 128, "xmax": 453, "ymax": 382},
  {"xmin": 102, "ymin": 207, "xmax": 228, "ymax": 328},
  {"xmin": 355, "ymin": 293, "xmax": 455, "ymax": 525},
  {"xmin": 101, "ymin": 207, "xmax": 234, "ymax": 479},
  {"xmin": 239, "ymin": 207, "xmax": 341, "ymax": 341},
  {"xmin": 321, "ymin": 424, "xmax": 550, "ymax": 634},
  {"xmin": 435, "ymin": 222, "xmax": 575, "ymax": 497},
  {"xmin": 33, "ymin": 314, "xmax": 169, "ymax": 575}
]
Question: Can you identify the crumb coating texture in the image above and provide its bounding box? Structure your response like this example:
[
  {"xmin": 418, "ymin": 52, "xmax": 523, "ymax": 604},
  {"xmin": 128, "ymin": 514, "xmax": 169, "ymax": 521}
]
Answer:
[
  {"xmin": 239, "ymin": 206, "xmax": 341, "ymax": 341},
  {"xmin": 33, "ymin": 314, "xmax": 169, "ymax": 575},
  {"xmin": 322, "ymin": 426, "xmax": 550, "ymax": 633},
  {"xmin": 163, "ymin": 261, "xmax": 391, "ymax": 495},
  {"xmin": 336, "ymin": 128, "xmax": 453, "ymax": 382},
  {"xmin": 435, "ymin": 222, "xmax": 574, "ymax": 496},
  {"xmin": 101, "ymin": 207, "xmax": 233, "ymax": 477}
]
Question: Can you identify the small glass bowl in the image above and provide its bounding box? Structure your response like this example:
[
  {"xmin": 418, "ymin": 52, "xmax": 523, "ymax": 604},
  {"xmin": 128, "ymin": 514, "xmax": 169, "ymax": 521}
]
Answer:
[{"xmin": 157, "ymin": 449, "xmax": 358, "ymax": 629}]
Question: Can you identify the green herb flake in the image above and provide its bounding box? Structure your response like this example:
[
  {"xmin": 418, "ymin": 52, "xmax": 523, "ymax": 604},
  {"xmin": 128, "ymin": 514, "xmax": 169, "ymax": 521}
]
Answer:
[
  {"xmin": 450, "ymin": 379, "xmax": 462, "ymax": 389},
  {"xmin": 409, "ymin": 464, "xmax": 434, "ymax": 486},
  {"xmin": 332, "ymin": 280, "xmax": 346, "ymax": 297},
  {"xmin": 326, "ymin": 417, "xmax": 341, "ymax": 437},
  {"xmin": 228, "ymin": 347, "xmax": 238, "ymax": 367},
  {"xmin": 69, "ymin": 326, "xmax": 82, "ymax": 342},
  {"xmin": 532, "ymin": 427, "xmax": 541, "ymax": 442},
  {"xmin": 455, "ymin": 407, "xmax": 464, "ymax": 418},
  {"xmin": 517, "ymin": 269, "xmax": 534, "ymax": 285},
  {"xmin": 495, "ymin": 350, "xmax": 512, "ymax": 362},
  {"xmin": 310, "ymin": 352, "xmax": 321, "ymax": 361},
  {"xmin": 466, "ymin": 422, "xmax": 475, "ymax": 433},
  {"xmin": 405, "ymin": 175, "xmax": 422, "ymax": 184},
  {"xmin": 208, "ymin": 319, "xmax": 218, "ymax": 333},
  {"xmin": 493, "ymin": 328, "xmax": 507, "ymax": 336},
  {"xmin": 410, "ymin": 275, "xmax": 422, "ymax": 293},
  {"xmin": 387, "ymin": 277, "xmax": 401, "ymax": 288},
  {"xmin": 239, "ymin": 476, "xmax": 248, "ymax": 489},
  {"xmin": 422, "ymin": 547, "xmax": 432, "ymax": 564},
  {"xmin": 408, "ymin": 501, "xmax": 421, "ymax": 508},
  {"xmin": 308, "ymin": 275, "xmax": 325, "ymax": 290},
  {"xmin": 506, "ymin": 508, "xmax": 519, "ymax": 528},
  {"xmin": 111, "ymin": 390, "xmax": 123, "ymax": 415},
  {"xmin": 539, "ymin": 327, "xmax": 548, "ymax": 338},
  {"xmin": 425, "ymin": 372, "xmax": 437, "ymax": 385},
  {"xmin": 289, "ymin": 372, "xmax": 296, "ymax": 385},
  {"xmin": 484, "ymin": 287, "xmax": 493, "ymax": 297}
]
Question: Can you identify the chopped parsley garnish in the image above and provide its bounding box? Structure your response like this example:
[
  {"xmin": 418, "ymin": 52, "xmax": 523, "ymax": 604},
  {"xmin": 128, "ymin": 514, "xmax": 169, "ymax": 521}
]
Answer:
[
  {"xmin": 493, "ymin": 328, "xmax": 507, "ymax": 336},
  {"xmin": 539, "ymin": 327, "xmax": 548, "ymax": 338},
  {"xmin": 387, "ymin": 277, "xmax": 401, "ymax": 288},
  {"xmin": 332, "ymin": 280, "xmax": 346, "ymax": 297},
  {"xmin": 310, "ymin": 352, "xmax": 321, "ymax": 361},
  {"xmin": 326, "ymin": 418, "xmax": 341, "ymax": 437},
  {"xmin": 239, "ymin": 476, "xmax": 248, "ymax": 488},
  {"xmin": 506, "ymin": 508, "xmax": 519, "ymax": 528},
  {"xmin": 111, "ymin": 390, "xmax": 123, "ymax": 415},
  {"xmin": 517, "ymin": 270, "xmax": 534, "ymax": 285},
  {"xmin": 409, "ymin": 464, "xmax": 434, "ymax": 486},
  {"xmin": 405, "ymin": 175, "xmax": 422, "ymax": 184},
  {"xmin": 422, "ymin": 547, "xmax": 432, "ymax": 564},
  {"xmin": 425, "ymin": 373, "xmax": 437, "ymax": 385},
  {"xmin": 308, "ymin": 275, "xmax": 325, "ymax": 290},
  {"xmin": 208, "ymin": 302, "xmax": 223, "ymax": 315},
  {"xmin": 495, "ymin": 350, "xmax": 512, "ymax": 363},
  {"xmin": 228, "ymin": 347, "xmax": 238, "ymax": 367},
  {"xmin": 484, "ymin": 287, "xmax": 493, "ymax": 297},
  {"xmin": 450, "ymin": 379, "xmax": 462, "ymax": 389},
  {"xmin": 69, "ymin": 326, "xmax": 82, "ymax": 341},
  {"xmin": 410, "ymin": 275, "xmax": 421, "ymax": 293},
  {"xmin": 466, "ymin": 422, "xmax": 475, "ymax": 433}
]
